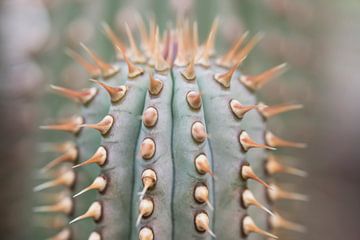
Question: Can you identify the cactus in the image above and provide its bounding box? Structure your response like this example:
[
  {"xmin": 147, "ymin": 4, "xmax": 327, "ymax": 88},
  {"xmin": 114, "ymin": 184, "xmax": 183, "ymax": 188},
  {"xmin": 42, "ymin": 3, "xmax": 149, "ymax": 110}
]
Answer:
[{"xmin": 34, "ymin": 16, "xmax": 307, "ymax": 240}]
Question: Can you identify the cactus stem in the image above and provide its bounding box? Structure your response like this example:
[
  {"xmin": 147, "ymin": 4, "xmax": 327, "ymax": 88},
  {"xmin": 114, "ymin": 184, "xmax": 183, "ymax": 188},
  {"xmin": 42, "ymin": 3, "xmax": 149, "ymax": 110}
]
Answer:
[
  {"xmin": 65, "ymin": 48, "xmax": 101, "ymax": 78},
  {"xmin": 40, "ymin": 146, "xmax": 78, "ymax": 172},
  {"xmin": 139, "ymin": 169, "xmax": 157, "ymax": 200},
  {"xmin": 69, "ymin": 201, "xmax": 102, "ymax": 224},
  {"xmin": 73, "ymin": 176, "xmax": 107, "ymax": 198},
  {"xmin": 124, "ymin": 22, "xmax": 146, "ymax": 63},
  {"xmin": 265, "ymin": 131, "xmax": 307, "ymax": 148},
  {"xmin": 191, "ymin": 121, "xmax": 207, "ymax": 143},
  {"xmin": 50, "ymin": 85, "xmax": 97, "ymax": 105},
  {"xmin": 239, "ymin": 131, "xmax": 276, "ymax": 151},
  {"xmin": 241, "ymin": 189, "xmax": 274, "ymax": 216},
  {"xmin": 266, "ymin": 155, "xmax": 308, "ymax": 177},
  {"xmin": 33, "ymin": 197, "xmax": 73, "ymax": 215},
  {"xmin": 33, "ymin": 170, "xmax": 75, "ymax": 192},
  {"xmin": 143, "ymin": 107, "xmax": 158, "ymax": 128},
  {"xmin": 88, "ymin": 231, "xmax": 101, "ymax": 240},
  {"xmin": 102, "ymin": 22, "xmax": 126, "ymax": 58},
  {"xmin": 90, "ymin": 79, "xmax": 127, "ymax": 103},
  {"xmin": 140, "ymin": 138, "xmax": 156, "ymax": 160},
  {"xmin": 136, "ymin": 198, "xmax": 154, "ymax": 226},
  {"xmin": 241, "ymin": 165, "xmax": 272, "ymax": 189},
  {"xmin": 194, "ymin": 185, "xmax": 214, "ymax": 210},
  {"xmin": 149, "ymin": 73, "xmax": 164, "ymax": 95},
  {"xmin": 270, "ymin": 212, "xmax": 307, "ymax": 233},
  {"xmin": 39, "ymin": 116, "xmax": 83, "ymax": 134},
  {"xmin": 47, "ymin": 228, "xmax": 72, "ymax": 240},
  {"xmin": 186, "ymin": 91, "xmax": 202, "ymax": 110},
  {"xmin": 230, "ymin": 99, "xmax": 257, "ymax": 119},
  {"xmin": 242, "ymin": 216, "xmax": 278, "ymax": 239},
  {"xmin": 216, "ymin": 31, "xmax": 249, "ymax": 68},
  {"xmin": 268, "ymin": 184, "xmax": 309, "ymax": 202},
  {"xmin": 257, "ymin": 102, "xmax": 303, "ymax": 119},
  {"xmin": 234, "ymin": 33, "xmax": 264, "ymax": 64},
  {"xmin": 195, "ymin": 212, "xmax": 216, "ymax": 238},
  {"xmin": 79, "ymin": 115, "xmax": 114, "ymax": 135},
  {"xmin": 80, "ymin": 43, "xmax": 119, "ymax": 78},
  {"xmin": 240, "ymin": 63, "xmax": 288, "ymax": 91},
  {"xmin": 181, "ymin": 59, "xmax": 196, "ymax": 80},
  {"xmin": 72, "ymin": 146, "xmax": 107, "ymax": 169},
  {"xmin": 139, "ymin": 227, "xmax": 154, "ymax": 240},
  {"xmin": 194, "ymin": 154, "xmax": 214, "ymax": 176}
]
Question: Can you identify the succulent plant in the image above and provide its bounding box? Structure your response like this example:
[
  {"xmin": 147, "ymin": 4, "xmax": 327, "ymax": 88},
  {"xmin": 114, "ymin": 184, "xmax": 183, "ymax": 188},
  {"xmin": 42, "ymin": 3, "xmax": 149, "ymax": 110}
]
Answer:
[{"xmin": 34, "ymin": 16, "xmax": 307, "ymax": 240}]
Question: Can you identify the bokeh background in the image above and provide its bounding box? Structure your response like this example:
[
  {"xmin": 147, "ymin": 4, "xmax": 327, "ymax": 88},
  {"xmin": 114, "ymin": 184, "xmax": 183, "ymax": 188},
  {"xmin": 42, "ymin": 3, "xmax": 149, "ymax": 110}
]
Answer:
[{"xmin": 0, "ymin": 0, "xmax": 359, "ymax": 239}]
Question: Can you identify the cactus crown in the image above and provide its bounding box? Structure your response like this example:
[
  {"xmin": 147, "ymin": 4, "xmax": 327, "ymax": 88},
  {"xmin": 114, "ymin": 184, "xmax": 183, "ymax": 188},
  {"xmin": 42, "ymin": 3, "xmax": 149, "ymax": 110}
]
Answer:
[{"xmin": 34, "ymin": 16, "xmax": 306, "ymax": 240}]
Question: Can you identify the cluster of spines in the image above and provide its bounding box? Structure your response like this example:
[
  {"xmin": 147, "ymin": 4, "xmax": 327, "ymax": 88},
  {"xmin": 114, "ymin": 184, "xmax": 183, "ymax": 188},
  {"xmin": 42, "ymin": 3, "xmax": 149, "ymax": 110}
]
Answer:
[{"xmin": 33, "ymin": 15, "xmax": 307, "ymax": 240}]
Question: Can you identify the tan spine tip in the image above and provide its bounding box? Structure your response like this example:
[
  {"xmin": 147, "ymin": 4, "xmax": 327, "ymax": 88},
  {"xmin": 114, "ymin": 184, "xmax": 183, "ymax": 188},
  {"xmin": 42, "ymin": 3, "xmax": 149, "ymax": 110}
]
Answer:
[
  {"xmin": 265, "ymin": 131, "xmax": 307, "ymax": 149},
  {"xmin": 195, "ymin": 212, "xmax": 216, "ymax": 237},
  {"xmin": 239, "ymin": 131, "xmax": 276, "ymax": 151},
  {"xmin": 73, "ymin": 175, "xmax": 107, "ymax": 198},
  {"xmin": 80, "ymin": 115, "xmax": 114, "ymax": 135},
  {"xmin": 139, "ymin": 227, "xmax": 154, "ymax": 240},
  {"xmin": 186, "ymin": 91, "xmax": 202, "ymax": 110},
  {"xmin": 73, "ymin": 146, "xmax": 107, "ymax": 169},
  {"xmin": 139, "ymin": 169, "xmax": 157, "ymax": 200},
  {"xmin": 191, "ymin": 121, "xmax": 207, "ymax": 143},
  {"xmin": 230, "ymin": 99, "xmax": 256, "ymax": 119},
  {"xmin": 181, "ymin": 60, "xmax": 196, "ymax": 80},
  {"xmin": 194, "ymin": 185, "xmax": 213, "ymax": 210},
  {"xmin": 33, "ymin": 197, "xmax": 73, "ymax": 215},
  {"xmin": 149, "ymin": 73, "xmax": 163, "ymax": 95},
  {"xmin": 91, "ymin": 79, "xmax": 127, "ymax": 102},
  {"xmin": 88, "ymin": 232, "xmax": 101, "ymax": 240},
  {"xmin": 242, "ymin": 216, "xmax": 278, "ymax": 239},
  {"xmin": 242, "ymin": 189, "xmax": 274, "ymax": 216},
  {"xmin": 50, "ymin": 85, "xmax": 97, "ymax": 104},
  {"xmin": 241, "ymin": 165, "xmax": 271, "ymax": 189},
  {"xmin": 136, "ymin": 198, "xmax": 154, "ymax": 226},
  {"xmin": 257, "ymin": 102, "xmax": 303, "ymax": 119},
  {"xmin": 39, "ymin": 116, "xmax": 84, "ymax": 134},
  {"xmin": 195, "ymin": 154, "xmax": 213, "ymax": 176},
  {"xmin": 69, "ymin": 201, "xmax": 102, "ymax": 224},
  {"xmin": 140, "ymin": 138, "xmax": 156, "ymax": 160},
  {"xmin": 143, "ymin": 107, "xmax": 158, "ymax": 128}
]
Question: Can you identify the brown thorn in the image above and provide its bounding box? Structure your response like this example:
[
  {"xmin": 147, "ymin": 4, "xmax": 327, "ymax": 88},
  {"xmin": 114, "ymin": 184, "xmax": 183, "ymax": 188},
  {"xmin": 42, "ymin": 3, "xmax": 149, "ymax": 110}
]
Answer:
[
  {"xmin": 191, "ymin": 121, "xmax": 207, "ymax": 143},
  {"xmin": 80, "ymin": 43, "xmax": 119, "ymax": 78},
  {"xmin": 41, "ymin": 146, "xmax": 78, "ymax": 172},
  {"xmin": 242, "ymin": 216, "xmax": 278, "ymax": 239},
  {"xmin": 239, "ymin": 131, "xmax": 276, "ymax": 151},
  {"xmin": 139, "ymin": 169, "xmax": 157, "ymax": 200},
  {"xmin": 69, "ymin": 201, "xmax": 102, "ymax": 224},
  {"xmin": 65, "ymin": 48, "xmax": 100, "ymax": 78},
  {"xmin": 195, "ymin": 212, "xmax": 216, "ymax": 237},
  {"xmin": 90, "ymin": 79, "xmax": 127, "ymax": 102},
  {"xmin": 139, "ymin": 227, "xmax": 154, "ymax": 240},
  {"xmin": 234, "ymin": 33, "xmax": 264, "ymax": 65},
  {"xmin": 33, "ymin": 197, "xmax": 73, "ymax": 215},
  {"xmin": 186, "ymin": 91, "xmax": 202, "ymax": 110},
  {"xmin": 154, "ymin": 26, "xmax": 170, "ymax": 72},
  {"xmin": 136, "ymin": 198, "xmax": 154, "ymax": 226},
  {"xmin": 230, "ymin": 99, "xmax": 256, "ymax": 119},
  {"xmin": 135, "ymin": 15, "xmax": 149, "ymax": 51},
  {"xmin": 39, "ymin": 116, "xmax": 83, "ymax": 134},
  {"xmin": 73, "ymin": 175, "xmax": 107, "ymax": 198},
  {"xmin": 266, "ymin": 155, "xmax": 307, "ymax": 177},
  {"xmin": 72, "ymin": 146, "xmax": 107, "ymax": 169},
  {"xmin": 101, "ymin": 22, "xmax": 126, "ymax": 59},
  {"xmin": 33, "ymin": 170, "xmax": 75, "ymax": 192},
  {"xmin": 143, "ymin": 107, "xmax": 158, "ymax": 128},
  {"xmin": 242, "ymin": 189, "xmax": 274, "ymax": 216},
  {"xmin": 268, "ymin": 183, "xmax": 309, "ymax": 202},
  {"xmin": 149, "ymin": 73, "xmax": 163, "ymax": 95},
  {"xmin": 181, "ymin": 59, "xmax": 196, "ymax": 80},
  {"xmin": 79, "ymin": 115, "xmax": 114, "ymax": 135},
  {"xmin": 124, "ymin": 22, "xmax": 146, "ymax": 63},
  {"xmin": 48, "ymin": 228, "xmax": 72, "ymax": 240},
  {"xmin": 241, "ymin": 165, "xmax": 272, "ymax": 189},
  {"xmin": 270, "ymin": 212, "xmax": 307, "ymax": 233},
  {"xmin": 140, "ymin": 138, "xmax": 156, "ymax": 160},
  {"xmin": 214, "ymin": 62, "xmax": 240, "ymax": 88},
  {"xmin": 194, "ymin": 185, "xmax": 213, "ymax": 211},
  {"xmin": 257, "ymin": 102, "xmax": 303, "ymax": 119},
  {"xmin": 195, "ymin": 154, "xmax": 214, "ymax": 176},
  {"xmin": 88, "ymin": 232, "xmax": 101, "ymax": 240},
  {"xmin": 240, "ymin": 63, "xmax": 287, "ymax": 91},
  {"xmin": 117, "ymin": 46, "xmax": 144, "ymax": 78},
  {"xmin": 217, "ymin": 31, "xmax": 249, "ymax": 68},
  {"xmin": 265, "ymin": 131, "xmax": 307, "ymax": 149}
]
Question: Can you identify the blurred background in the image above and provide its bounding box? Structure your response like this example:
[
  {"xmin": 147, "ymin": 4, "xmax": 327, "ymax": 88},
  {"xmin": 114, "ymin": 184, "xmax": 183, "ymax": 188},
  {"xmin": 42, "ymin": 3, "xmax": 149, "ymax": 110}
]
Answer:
[{"xmin": 0, "ymin": 0, "xmax": 359, "ymax": 239}]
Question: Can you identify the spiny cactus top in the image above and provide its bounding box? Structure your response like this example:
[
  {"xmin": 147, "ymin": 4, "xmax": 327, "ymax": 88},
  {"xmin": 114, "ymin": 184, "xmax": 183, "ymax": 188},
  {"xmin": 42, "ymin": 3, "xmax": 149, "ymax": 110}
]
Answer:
[{"xmin": 34, "ymin": 17, "xmax": 307, "ymax": 240}]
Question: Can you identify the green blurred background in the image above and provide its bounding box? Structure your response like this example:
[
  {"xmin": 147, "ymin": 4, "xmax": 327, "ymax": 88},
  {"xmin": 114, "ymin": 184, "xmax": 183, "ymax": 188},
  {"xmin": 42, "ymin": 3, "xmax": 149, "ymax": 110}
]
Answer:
[{"xmin": 0, "ymin": 0, "xmax": 359, "ymax": 239}]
